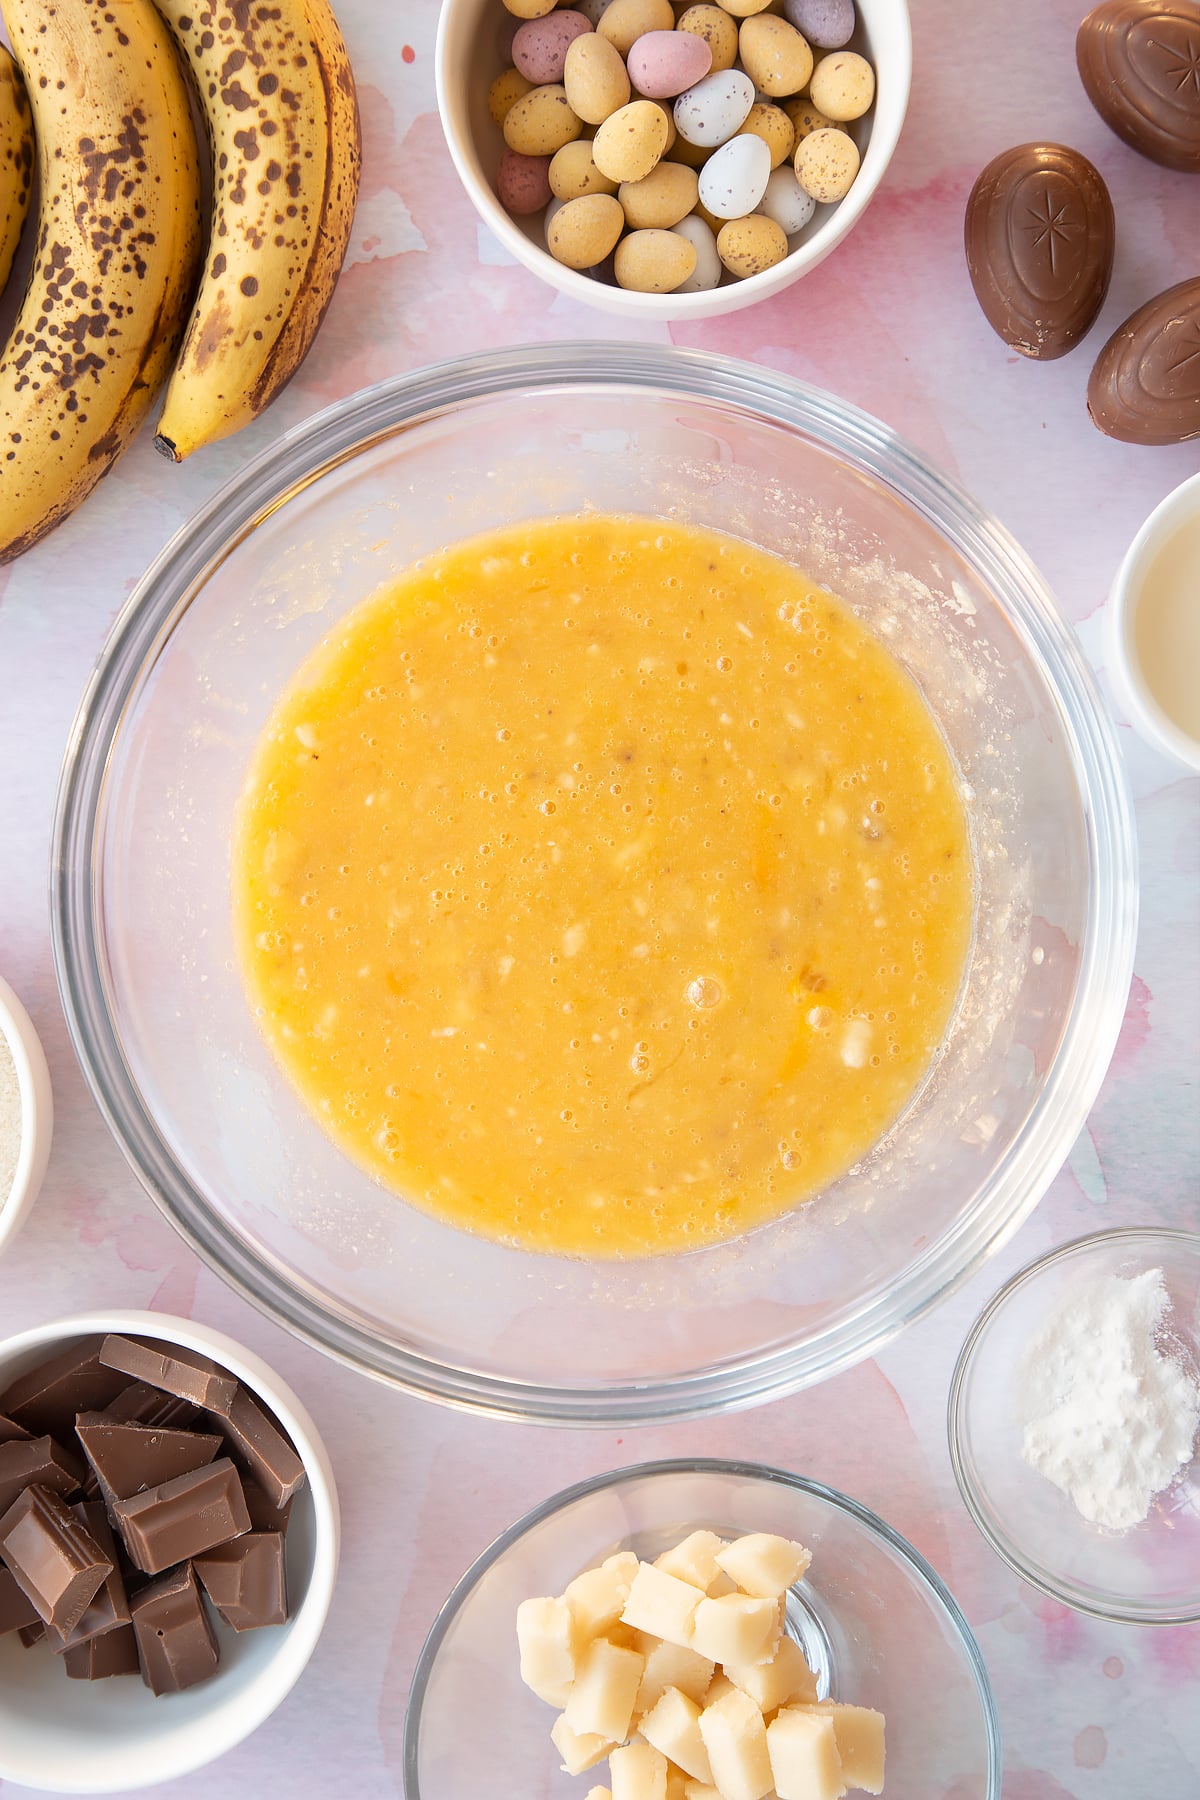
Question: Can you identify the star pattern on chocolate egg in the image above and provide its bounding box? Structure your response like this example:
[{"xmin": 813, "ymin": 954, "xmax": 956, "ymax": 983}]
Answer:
[
  {"xmin": 1022, "ymin": 185, "xmax": 1080, "ymax": 276},
  {"xmin": 1148, "ymin": 26, "xmax": 1200, "ymax": 94}
]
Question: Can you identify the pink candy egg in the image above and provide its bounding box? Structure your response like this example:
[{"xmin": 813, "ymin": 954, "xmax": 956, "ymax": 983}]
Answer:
[
  {"xmin": 626, "ymin": 28, "xmax": 712, "ymax": 100},
  {"xmin": 512, "ymin": 10, "xmax": 593, "ymax": 86},
  {"xmin": 496, "ymin": 147, "xmax": 554, "ymax": 216}
]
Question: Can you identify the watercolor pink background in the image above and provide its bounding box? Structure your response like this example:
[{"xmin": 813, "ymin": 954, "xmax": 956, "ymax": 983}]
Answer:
[{"xmin": 0, "ymin": 0, "xmax": 1198, "ymax": 1794}]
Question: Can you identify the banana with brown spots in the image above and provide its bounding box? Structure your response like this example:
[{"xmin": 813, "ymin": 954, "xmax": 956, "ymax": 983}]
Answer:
[
  {"xmin": 150, "ymin": 0, "xmax": 362, "ymax": 461},
  {"xmin": 0, "ymin": 43, "xmax": 34, "ymax": 298},
  {"xmin": 0, "ymin": 0, "xmax": 203, "ymax": 564}
]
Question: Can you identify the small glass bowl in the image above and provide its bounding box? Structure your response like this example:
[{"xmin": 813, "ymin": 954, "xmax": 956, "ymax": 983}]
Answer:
[
  {"xmin": 404, "ymin": 1458, "xmax": 1002, "ymax": 1798},
  {"xmin": 948, "ymin": 1228, "xmax": 1200, "ymax": 1626}
]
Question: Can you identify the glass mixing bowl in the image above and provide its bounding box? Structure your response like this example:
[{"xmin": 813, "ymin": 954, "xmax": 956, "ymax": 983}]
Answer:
[
  {"xmin": 404, "ymin": 1458, "xmax": 1002, "ymax": 1797},
  {"xmin": 52, "ymin": 344, "xmax": 1136, "ymax": 1423}
]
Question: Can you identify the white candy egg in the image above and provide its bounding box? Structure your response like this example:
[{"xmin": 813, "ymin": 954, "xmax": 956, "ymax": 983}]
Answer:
[
  {"xmin": 758, "ymin": 165, "xmax": 816, "ymax": 234},
  {"xmin": 671, "ymin": 213, "xmax": 723, "ymax": 290},
  {"xmin": 673, "ymin": 68, "xmax": 755, "ymax": 148},
  {"xmin": 697, "ymin": 132, "xmax": 771, "ymax": 219}
]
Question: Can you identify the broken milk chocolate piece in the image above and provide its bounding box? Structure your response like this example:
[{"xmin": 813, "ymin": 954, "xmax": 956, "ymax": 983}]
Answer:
[
  {"xmin": 46, "ymin": 1504, "xmax": 131, "ymax": 1651},
  {"xmin": 0, "ymin": 1413, "xmax": 31, "ymax": 1446},
  {"xmin": 63, "ymin": 1623, "xmax": 141, "ymax": 1680},
  {"xmin": 195, "ymin": 1531, "xmax": 287, "ymax": 1630},
  {"xmin": 130, "ymin": 1563, "xmax": 220, "ymax": 1695},
  {"xmin": 214, "ymin": 1386, "xmax": 306, "ymax": 1510},
  {"xmin": 17, "ymin": 1620, "xmax": 45, "ymax": 1647},
  {"xmin": 114, "ymin": 1456, "xmax": 251, "ymax": 1575},
  {"xmin": 242, "ymin": 1478, "xmax": 294, "ymax": 1536},
  {"xmin": 99, "ymin": 1381, "xmax": 200, "ymax": 1432},
  {"xmin": 75, "ymin": 1414, "xmax": 223, "ymax": 1512},
  {"xmin": 0, "ymin": 1345, "xmax": 129, "ymax": 1441},
  {"xmin": 99, "ymin": 1336, "xmax": 237, "ymax": 1413},
  {"xmin": 0, "ymin": 1485, "xmax": 113, "ymax": 1636},
  {"xmin": 1077, "ymin": 0, "xmax": 1200, "ymax": 173},
  {"xmin": 0, "ymin": 1435, "xmax": 84, "ymax": 1516},
  {"xmin": 0, "ymin": 1564, "xmax": 41, "ymax": 1634}
]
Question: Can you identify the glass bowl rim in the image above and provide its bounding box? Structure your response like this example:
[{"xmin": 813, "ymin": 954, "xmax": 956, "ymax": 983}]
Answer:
[
  {"xmin": 401, "ymin": 1454, "xmax": 1003, "ymax": 1798},
  {"xmin": 947, "ymin": 1225, "xmax": 1200, "ymax": 1627},
  {"xmin": 51, "ymin": 341, "xmax": 1138, "ymax": 1424}
]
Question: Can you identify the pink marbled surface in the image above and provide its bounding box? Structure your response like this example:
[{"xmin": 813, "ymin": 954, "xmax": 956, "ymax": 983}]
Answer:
[{"xmin": 0, "ymin": 0, "xmax": 1198, "ymax": 1794}]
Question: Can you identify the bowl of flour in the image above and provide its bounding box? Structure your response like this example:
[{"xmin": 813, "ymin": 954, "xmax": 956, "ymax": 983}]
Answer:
[
  {"xmin": 948, "ymin": 1228, "xmax": 1200, "ymax": 1626},
  {"xmin": 0, "ymin": 975, "xmax": 53, "ymax": 1259}
]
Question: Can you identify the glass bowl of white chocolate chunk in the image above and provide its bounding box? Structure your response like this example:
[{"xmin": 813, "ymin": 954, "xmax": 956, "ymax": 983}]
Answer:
[{"xmin": 403, "ymin": 1458, "xmax": 1001, "ymax": 1798}]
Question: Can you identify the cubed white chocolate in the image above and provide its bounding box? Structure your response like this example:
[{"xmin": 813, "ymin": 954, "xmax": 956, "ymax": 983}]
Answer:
[
  {"xmin": 767, "ymin": 1707, "xmax": 846, "ymax": 1800},
  {"xmin": 682, "ymin": 1787, "xmax": 722, "ymax": 1800},
  {"xmin": 610, "ymin": 1740, "xmax": 669, "ymax": 1800},
  {"xmin": 517, "ymin": 1595, "xmax": 577, "ymax": 1706},
  {"xmin": 702, "ymin": 1671, "xmax": 736, "ymax": 1707},
  {"xmin": 621, "ymin": 1562, "xmax": 705, "ymax": 1649},
  {"xmin": 551, "ymin": 1711, "xmax": 615, "ymax": 1776},
  {"xmin": 654, "ymin": 1530, "xmax": 727, "ymax": 1594},
  {"xmin": 639, "ymin": 1685, "xmax": 714, "ymax": 1784},
  {"xmin": 664, "ymin": 1767, "xmax": 690, "ymax": 1800},
  {"xmin": 714, "ymin": 1532, "xmax": 813, "ymax": 1599},
  {"xmin": 635, "ymin": 1639, "xmax": 716, "ymax": 1713},
  {"xmin": 697, "ymin": 1686, "xmax": 774, "ymax": 1800},
  {"xmin": 567, "ymin": 1552, "xmax": 641, "ymax": 1640},
  {"xmin": 690, "ymin": 1592, "xmax": 782, "ymax": 1667},
  {"xmin": 564, "ymin": 1637, "xmax": 645, "ymax": 1744},
  {"xmin": 797, "ymin": 1702, "xmax": 886, "ymax": 1793},
  {"xmin": 725, "ymin": 1634, "xmax": 819, "ymax": 1713}
]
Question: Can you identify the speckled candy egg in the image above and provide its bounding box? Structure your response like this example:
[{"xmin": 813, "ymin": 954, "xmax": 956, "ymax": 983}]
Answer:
[
  {"xmin": 596, "ymin": 0, "xmax": 674, "ymax": 59},
  {"xmin": 782, "ymin": 0, "xmax": 855, "ymax": 50},
  {"xmin": 618, "ymin": 158, "xmax": 699, "ymax": 227},
  {"xmin": 512, "ymin": 10, "xmax": 593, "ymax": 84},
  {"xmin": 809, "ymin": 49, "xmax": 875, "ymax": 121},
  {"xmin": 759, "ymin": 164, "xmax": 816, "ymax": 233},
  {"xmin": 736, "ymin": 101, "xmax": 795, "ymax": 169},
  {"xmin": 675, "ymin": 4, "xmax": 739, "ymax": 75},
  {"xmin": 698, "ymin": 131, "xmax": 772, "ymax": 218},
  {"xmin": 502, "ymin": 84, "xmax": 584, "ymax": 155},
  {"xmin": 563, "ymin": 31, "xmax": 631, "ymax": 123},
  {"xmin": 717, "ymin": 212, "xmax": 789, "ymax": 277},
  {"xmin": 673, "ymin": 67, "xmax": 756, "ymax": 147},
  {"xmin": 627, "ymin": 29, "xmax": 712, "ymax": 100},
  {"xmin": 488, "ymin": 66, "xmax": 534, "ymax": 126},
  {"xmin": 502, "ymin": 0, "xmax": 556, "ymax": 18},
  {"xmin": 671, "ymin": 213, "xmax": 723, "ymax": 291},
  {"xmin": 794, "ymin": 124, "xmax": 860, "ymax": 199},
  {"xmin": 737, "ymin": 15, "xmax": 814, "ymax": 99},
  {"xmin": 592, "ymin": 98, "xmax": 670, "ymax": 181},
  {"xmin": 547, "ymin": 192, "xmax": 626, "ymax": 267},
  {"xmin": 614, "ymin": 226, "xmax": 697, "ymax": 290},
  {"xmin": 549, "ymin": 137, "xmax": 619, "ymax": 199},
  {"xmin": 496, "ymin": 145, "xmax": 554, "ymax": 214}
]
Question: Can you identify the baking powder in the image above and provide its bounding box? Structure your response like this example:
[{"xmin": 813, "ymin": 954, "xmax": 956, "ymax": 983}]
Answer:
[
  {"xmin": 0, "ymin": 1031, "xmax": 20, "ymax": 1207},
  {"xmin": 1020, "ymin": 1266, "xmax": 1200, "ymax": 1530}
]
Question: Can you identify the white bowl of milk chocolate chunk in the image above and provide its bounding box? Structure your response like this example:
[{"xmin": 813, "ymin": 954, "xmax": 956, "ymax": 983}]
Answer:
[{"xmin": 0, "ymin": 1311, "xmax": 339, "ymax": 1794}]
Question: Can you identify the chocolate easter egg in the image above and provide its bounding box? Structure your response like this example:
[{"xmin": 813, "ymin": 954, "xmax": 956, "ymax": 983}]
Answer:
[
  {"xmin": 1088, "ymin": 276, "xmax": 1200, "ymax": 444},
  {"xmin": 965, "ymin": 143, "xmax": 1115, "ymax": 359},
  {"xmin": 1077, "ymin": 0, "xmax": 1200, "ymax": 173}
]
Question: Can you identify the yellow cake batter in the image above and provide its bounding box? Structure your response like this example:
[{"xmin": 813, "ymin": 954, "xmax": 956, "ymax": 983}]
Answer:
[{"xmin": 234, "ymin": 515, "xmax": 973, "ymax": 1258}]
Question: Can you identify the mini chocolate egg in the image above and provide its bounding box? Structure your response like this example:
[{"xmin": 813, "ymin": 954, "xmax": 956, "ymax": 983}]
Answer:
[
  {"xmin": 738, "ymin": 15, "xmax": 815, "ymax": 98},
  {"xmin": 488, "ymin": 67, "xmax": 535, "ymax": 126},
  {"xmin": 614, "ymin": 226, "xmax": 698, "ymax": 289},
  {"xmin": 593, "ymin": 98, "xmax": 670, "ymax": 181},
  {"xmin": 698, "ymin": 131, "xmax": 772, "ymax": 218},
  {"xmin": 503, "ymin": 84, "xmax": 585, "ymax": 156},
  {"xmin": 759, "ymin": 164, "xmax": 816, "ymax": 233},
  {"xmin": 502, "ymin": 0, "xmax": 557, "ymax": 18},
  {"xmin": 673, "ymin": 67, "xmax": 756, "ymax": 146},
  {"xmin": 549, "ymin": 137, "xmax": 620, "ymax": 199},
  {"xmin": 627, "ymin": 29, "xmax": 713, "ymax": 100},
  {"xmin": 496, "ymin": 145, "xmax": 555, "ymax": 215},
  {"xmin": 548, "ymin": 192, "xmax": 627, "ymax": 268},
  {"xmin": 564, "ymin": 31, "xmax": 631, "ymax": 123},
  {"xmin": 809, "ymin": 49, "xmax": 875, "ymax": 121},
  {"xmin": 619, "ymin": 159, "xmax": 700, "ymax": 227},
  {"xmin": 672, "ymin": 213, "xmax": 723, "ymax": 290},
  {"xmin": 717, "ymin": 212, "xmax": 789, "ymax": 277},
  {"xmin": 676, "ymin": 4, "xmax": 740, "ymax": 75},
  {"xmin": 596, "ymin": 0, "xmax": 674, "ymax": 58},
  {"xmin": 794, "ymin": 124, "xmax": 860, "ymax": 199},
  {"xmin": 512, "ymin": 10, "xmax": 593, "ymax": 85},
  {"xmin": 783, "ymin": 0, "xmax": 855, "ymax": 50},
  {"xmin": 736, "ymin": 102, "xmax": 795, "ymax": 169}
]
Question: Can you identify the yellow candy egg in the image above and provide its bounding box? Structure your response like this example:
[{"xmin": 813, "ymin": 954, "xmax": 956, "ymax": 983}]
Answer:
[
  {"xmin": 593, "ymin": 99, "xmax": 670, "ymax": 183},
  {"xmin": 597, "ymin": 0, "xmax": 675, "ymax": 59},
  {"xmin": 488, "ymin": 67, "xmax": 535, "ymax": 126},
  {"xmin": 614, "ymin": 226, "xmax": 698, "ymax": 290},
  {"xmin": 549, "ymin": 138, "xmax": 620, "ymax": 199},
  {"xmin": 711, "ymin": 0, "xmax": 774, "ymax": 20},
  {"xmin": 809, "ymin": 50, "xmax": 876, "ymax": 121},
  {"xmin": 716, "ymin": 212, "xmax": 789, "ymax": 277},
  {"xmin": 547, "ymin": 193, "xmax": 627, "ymax": 269},
  {"xmin": 503, "ymin": 84, "xmax": 585, "ymax": 156},
  {"xmin": 675, "ymin": 4, "xmax": 740, "ymax": 74},
  {"xmin": 737, "ymin": 15, "xmax": 814, "ymax": 97},
  {"xmin": 563, "ymin": 33, "xmax": 631, "ymax": 125},
  {"xmin": 501, "ymin": 0, "xmax": 557, "ymax": 17},
  {"xmin": 736, "ymin": 101, "xmax": 795, "ymax": 169},
  {"xmin": 784, "ymin": 97, "xmax": 841, "ymax": 140},
  {"xmin": 619, "ymin": 159, "xmax": 700, "ymax": 228},
  {"xmin": 794, "ymin": 124, "xmax": 860, "ymax": 200}
]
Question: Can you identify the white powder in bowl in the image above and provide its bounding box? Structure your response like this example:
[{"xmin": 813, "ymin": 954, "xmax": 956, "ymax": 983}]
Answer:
[
  {"xmin": 0, "ymin": 1030, "xmax": 21, "ymax": 1208},
  {"xmin": 1020, "ymin": 1267, "xmax": 1200, "ymax": 1531}
]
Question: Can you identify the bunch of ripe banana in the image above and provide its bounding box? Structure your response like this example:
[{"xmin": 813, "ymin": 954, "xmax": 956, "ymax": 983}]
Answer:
[{"xmin": 0, "ymin": 0, "xmax": 361, "ymax": 564}]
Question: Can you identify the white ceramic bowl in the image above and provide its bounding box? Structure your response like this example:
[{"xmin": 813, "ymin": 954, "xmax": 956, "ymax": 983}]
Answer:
[
  {"xmin": 0, "ymin": 1310, "xmax": 340, "ymax": 1794},
  {"xmin": 435, "ymin": 0, "xmax": 911, "ymax": 319},
  {"xmin": 0, "ymin": 974, "xmax": 53, "ymax": 1259},
  {"xmin": 1106, "ymin": 469, "xmax": 1200, "ymax": 774}
]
